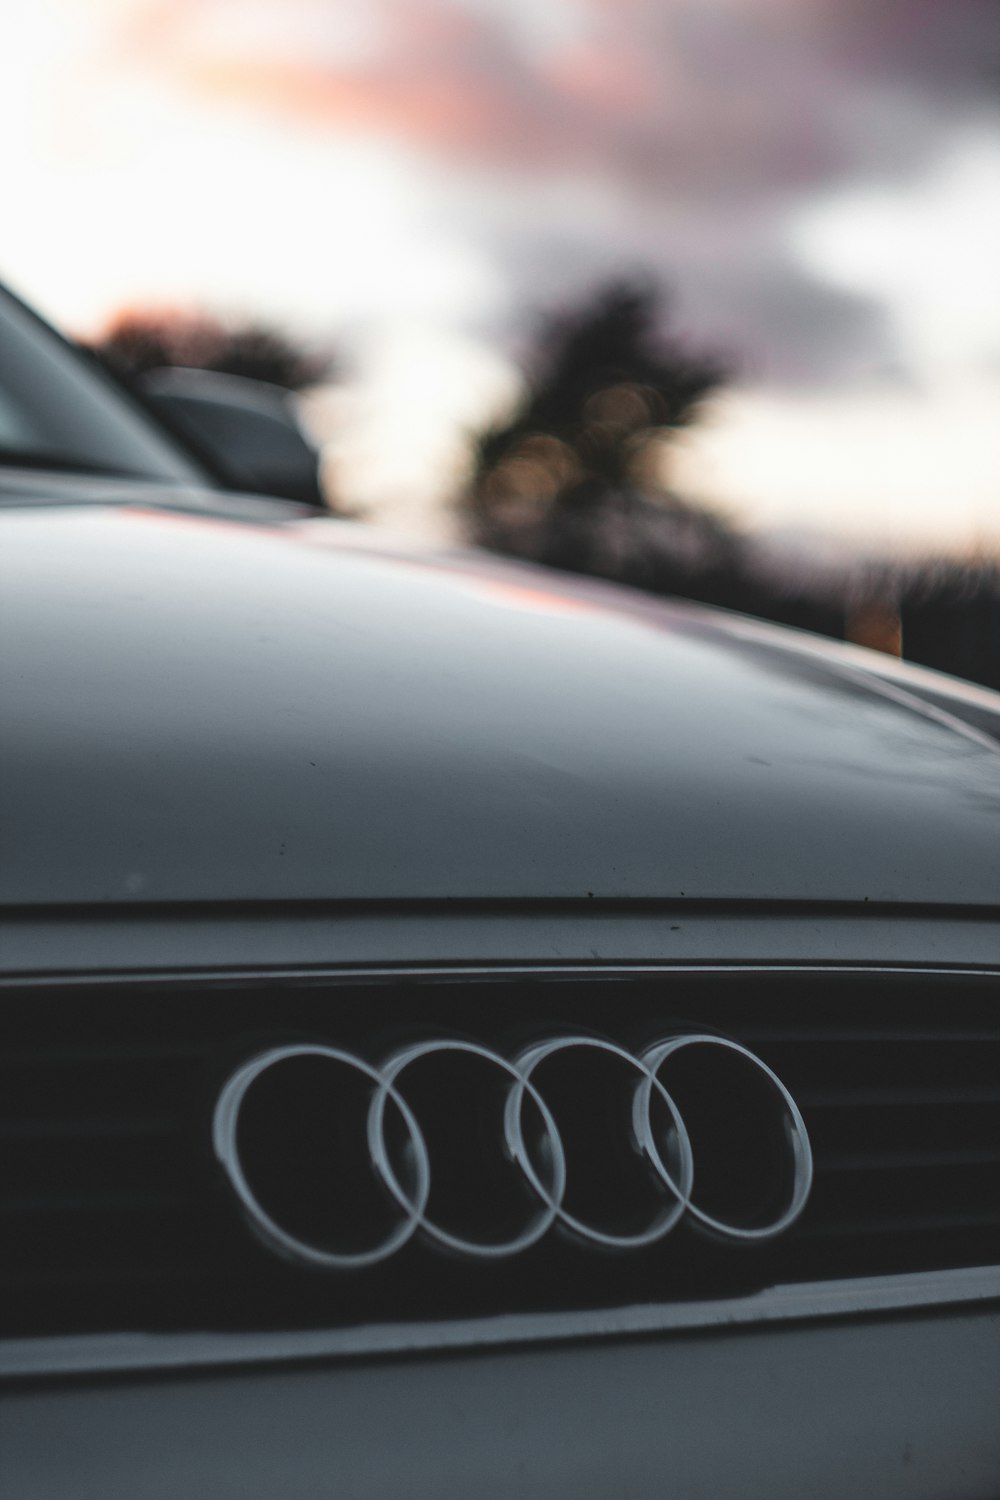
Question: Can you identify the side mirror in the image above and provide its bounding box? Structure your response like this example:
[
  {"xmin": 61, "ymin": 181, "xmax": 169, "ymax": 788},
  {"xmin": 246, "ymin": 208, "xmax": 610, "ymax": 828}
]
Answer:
[{"xmin": 138, "ymin": 367, "xmax": 324, "ymax": 507}]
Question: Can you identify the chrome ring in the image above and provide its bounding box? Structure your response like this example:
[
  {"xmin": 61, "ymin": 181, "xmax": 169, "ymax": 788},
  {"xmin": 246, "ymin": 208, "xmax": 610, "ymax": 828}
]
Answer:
[
  {"xmin": 512, "ymin": 1036, "xmax": 695, "ymax": 1250},
  {"xmin": 215, "ymin": 1032, "xmax": 812, "ymax": 1268},
  {"xmin": 640, "ymin": 1034, "xmax": 814, "ymax": 1242},
  {"xmin": 372, "ymin": 1040, "xmax": 566, "ymax": 1258},
  {"xmin": 213, "ymin": 1043, "xmax": 430, "ymax": 1270}
]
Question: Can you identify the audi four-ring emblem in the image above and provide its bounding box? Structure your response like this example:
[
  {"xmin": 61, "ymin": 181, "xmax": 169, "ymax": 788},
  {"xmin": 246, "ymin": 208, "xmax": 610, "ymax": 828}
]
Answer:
[{"xmin": 213, "ymin": 1034, "xmax": 813, "ymax": 1269}]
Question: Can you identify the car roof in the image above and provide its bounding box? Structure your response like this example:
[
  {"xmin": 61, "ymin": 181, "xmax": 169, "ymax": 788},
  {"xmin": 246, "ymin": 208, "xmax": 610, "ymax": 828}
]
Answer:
[{"xmin": 3, "ymin": 500, "xmax": 1000, "ymax": 911}]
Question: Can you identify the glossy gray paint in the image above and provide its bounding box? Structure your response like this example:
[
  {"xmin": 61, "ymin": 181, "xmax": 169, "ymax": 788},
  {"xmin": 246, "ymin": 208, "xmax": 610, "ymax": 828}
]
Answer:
[
  {"xmin": 3, "ymin": 499, "xmax": 1000, "ymax": 909},
  {"xmin": 4, "ymin": 1264, "xmax": 998, "ymax": 1382},
  {"xmin": 4, "ymin": 1304, "xmax": 999, "ymax": 1500},
  {"xmin": 6, "ymin": 916, "xmax": 1000, "ymax": 980}
]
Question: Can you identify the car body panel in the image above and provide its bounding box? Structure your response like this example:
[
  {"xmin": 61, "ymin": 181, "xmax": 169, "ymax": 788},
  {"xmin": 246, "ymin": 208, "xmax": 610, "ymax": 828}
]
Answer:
[
  {"xmin": 4, "ymin": 1301, "xmax": 999, "ymax": 1500},
  {"xmin": 6, "ymin": 913, "xmax": 1000, "ymax": 983},
  {"xmin": 3, "ymin": 500, "xmax": 1000, "ymax": 911}
]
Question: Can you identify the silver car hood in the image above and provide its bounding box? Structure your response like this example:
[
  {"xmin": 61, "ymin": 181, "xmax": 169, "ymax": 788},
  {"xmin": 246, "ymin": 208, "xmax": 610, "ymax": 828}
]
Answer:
[{"xmin": 3, "ymin": 501, "xmax": 999, "ymax": 910}]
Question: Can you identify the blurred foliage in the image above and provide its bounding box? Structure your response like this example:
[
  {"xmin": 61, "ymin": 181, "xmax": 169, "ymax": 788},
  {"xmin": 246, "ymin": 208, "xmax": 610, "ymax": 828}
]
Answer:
[
  {"xmin": 88, "ymin": 309, "xmax": 332, "ymax": 391},
  {"xmin": 463, "ymin": 279, "xmax": 998, "ymax": 692},
  {"xmin": 464, "ymin": 280, "xmax": 824, "ymax": 618},
  {"xmin": 465, "ymin": 281, "xmax": 734, "ymax": 596},
  {"xmin": 472, "ymin": 279, "xmax": 724, "ymax": 489},
  {"xmin": 896, "ymin": 557, "xmax": 1000, "ymax": 692}
]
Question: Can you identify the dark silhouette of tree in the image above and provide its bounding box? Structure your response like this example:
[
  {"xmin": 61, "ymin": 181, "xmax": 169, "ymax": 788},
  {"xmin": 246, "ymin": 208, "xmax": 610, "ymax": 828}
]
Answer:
[
  {"xmin": 463, "ymin": 279, "xmax": 742, "ymax": 599},
  {"xmin": 898, "ymin": 557, "xmax": 1000, "ymax": 692},
  {"xmin": 475, "ymin": 280, "xmax": 723, "ymax": 479},
  {"xmin": 88, "ymin": 309, "xmax": 332, "ymax": 391}
]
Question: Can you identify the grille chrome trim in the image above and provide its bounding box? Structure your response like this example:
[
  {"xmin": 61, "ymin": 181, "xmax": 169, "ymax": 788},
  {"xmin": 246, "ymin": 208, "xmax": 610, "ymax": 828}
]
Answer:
[
  {"xmin": 2, "ymin": 1264, "xmax": 998, "ymax": 1386},
  {"xmin": 5, "ymin": 914, "xmax": 1000, "ymax": 982},
  {"xmin": 213, "ymin": 1032, "xmax": 812, "ymax": 1266},
  {"xmin": 3, "ymin": 965, "xmax": 998, "ymax": 1337},
  {"xmin": 213, "ymin": 1045, "xmax": 431, "ymax": 1270}
]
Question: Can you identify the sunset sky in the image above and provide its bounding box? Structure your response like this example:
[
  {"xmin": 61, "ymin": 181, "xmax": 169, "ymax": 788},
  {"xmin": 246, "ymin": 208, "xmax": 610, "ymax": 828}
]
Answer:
[{"xmin": 3, "ymin": 0, "xmax": 999, "ymax": 550}]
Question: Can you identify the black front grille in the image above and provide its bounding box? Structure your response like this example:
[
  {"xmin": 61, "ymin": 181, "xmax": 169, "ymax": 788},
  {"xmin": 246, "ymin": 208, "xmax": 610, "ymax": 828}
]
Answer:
[{"xmin": 1, "ymin": 969, "xmax": 998, "ymax": 1338}]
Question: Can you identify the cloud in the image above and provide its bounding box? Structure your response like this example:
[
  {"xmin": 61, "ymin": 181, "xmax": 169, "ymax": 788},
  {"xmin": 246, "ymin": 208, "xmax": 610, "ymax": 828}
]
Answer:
[
  {"xmin": 793, "ymin": 129, "xmax": 1000, "ymax": 379},
  {"xmin": 673, "ymin": 371, "xmax": 1000, "ymax": 553},
  {"xmin": 118, "ymin": 0, "xmax": 1000, "ymax": 197},
  {"xmin": 450, "ymin": 169, "xmax": 894, "ymax": 385},
  {"xmin": 80, "ymin": 0, "xmax": 995, "ymax": 390},
  {"xmin": 6, "ymin": 0, "xmax": 999, "ymax": 547}
]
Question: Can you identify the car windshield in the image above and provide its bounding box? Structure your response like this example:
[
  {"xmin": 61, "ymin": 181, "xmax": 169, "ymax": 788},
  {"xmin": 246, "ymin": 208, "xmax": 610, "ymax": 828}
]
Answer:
[{"xmin": 0, "ymin": 286, "xmax": 207, "ymax": 486}]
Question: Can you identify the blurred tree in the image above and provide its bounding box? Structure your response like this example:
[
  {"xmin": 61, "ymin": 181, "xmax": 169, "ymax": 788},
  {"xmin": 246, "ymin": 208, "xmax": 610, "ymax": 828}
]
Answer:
[
  {"xmin": 88, "ymin": 309, "xmax": 332, "ymax": 391},
  {"xmin": 464, "ymin": 281, "xmax": 998, "ymax": 689},
  {"xmin": 464, "ymin": 279, "xmax": 739, "ymax": 598},
  {"xmin": 898, "ymin": 557, "xmax": 1000, "ymax": 692}
]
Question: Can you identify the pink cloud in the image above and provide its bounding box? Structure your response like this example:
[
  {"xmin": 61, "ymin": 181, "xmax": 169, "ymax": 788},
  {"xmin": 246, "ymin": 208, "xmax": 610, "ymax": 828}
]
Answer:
[
  {"xmin": 93, "ymin": 0, "xmax": 1000, "ymax": 385},
  {"xmin": 99, "ymin": 1, "xmax": 994, "ymax": 216}
]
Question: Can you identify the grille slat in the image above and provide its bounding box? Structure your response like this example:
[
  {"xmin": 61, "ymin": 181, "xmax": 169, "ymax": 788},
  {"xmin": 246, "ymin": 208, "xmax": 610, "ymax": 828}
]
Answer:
[
  {"xmin": 799, "ymin": 1085, "xmax": 1000, "ymax": 1107},
  {"xmin": 1, "ymin": 969, "xmax": 997, "ymax": 1338},
  {"xmin": 0, "ymin": 1263, "xmax": 215, "ymax": 1293},
  {"xmin": 0, "ymin": 1117, "xmax": 175, "ymax": 1141},
  {"xmin": 819, "ymin": 1145, "xmax": 1000, "ymax": 1172},
  {"xmin": 799, "ymin": 1207, "xmax": 1000, "ymax": 1239},
  {"xmin": 740, "ymin": 1028, "xmax": 1000, "ymax": 1043},
  {"xmin": 0, "ymin": 1190, "xmax": 193, "ymax": 1216}
]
